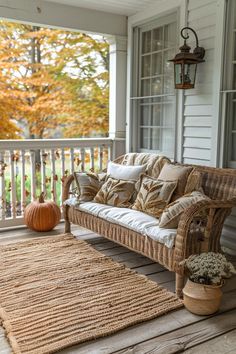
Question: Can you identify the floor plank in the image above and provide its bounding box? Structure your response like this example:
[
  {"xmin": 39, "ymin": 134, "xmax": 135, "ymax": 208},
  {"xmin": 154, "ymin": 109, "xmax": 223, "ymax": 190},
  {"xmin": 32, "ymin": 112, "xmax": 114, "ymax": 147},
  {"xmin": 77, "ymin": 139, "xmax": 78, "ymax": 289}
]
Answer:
[
  {"xmin": 184, "ymin": 329, "xmax": 236, "ymax": 353},
  {"xmin": 0, "ymin": 226, "xmax": 235, "ymax": 354},
  {"xmin": 115, "ymin": 309, "xmax": 236, "ymax": 354},
  {"xmin": 134, "ymin": 263, "xmax": 165, "ymax": 274}
]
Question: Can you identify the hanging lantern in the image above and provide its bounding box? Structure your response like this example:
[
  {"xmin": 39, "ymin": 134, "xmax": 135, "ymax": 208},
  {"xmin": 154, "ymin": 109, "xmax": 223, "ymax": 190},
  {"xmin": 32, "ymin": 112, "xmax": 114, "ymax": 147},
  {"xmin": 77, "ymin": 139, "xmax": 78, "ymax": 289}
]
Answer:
[{"xmin": 169, "ymin": 27, "xmax": 205, "ymax": 89}]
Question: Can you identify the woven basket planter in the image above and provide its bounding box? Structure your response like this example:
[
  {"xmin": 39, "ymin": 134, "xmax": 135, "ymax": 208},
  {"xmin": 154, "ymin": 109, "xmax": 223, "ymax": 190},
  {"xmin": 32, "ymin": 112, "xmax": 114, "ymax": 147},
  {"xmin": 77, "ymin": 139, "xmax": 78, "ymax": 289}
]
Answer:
[{"xmin": 183, "ymin": 279, "xmax": 222, "ymax": 315}]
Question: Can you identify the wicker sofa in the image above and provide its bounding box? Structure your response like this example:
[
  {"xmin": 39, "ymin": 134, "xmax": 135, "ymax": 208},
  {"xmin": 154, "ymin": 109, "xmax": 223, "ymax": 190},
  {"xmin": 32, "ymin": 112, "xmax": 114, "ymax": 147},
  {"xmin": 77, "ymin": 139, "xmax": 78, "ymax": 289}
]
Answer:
[{"xmin": 63, "ymin": 153, "xmax": 236, "ymax": 297}]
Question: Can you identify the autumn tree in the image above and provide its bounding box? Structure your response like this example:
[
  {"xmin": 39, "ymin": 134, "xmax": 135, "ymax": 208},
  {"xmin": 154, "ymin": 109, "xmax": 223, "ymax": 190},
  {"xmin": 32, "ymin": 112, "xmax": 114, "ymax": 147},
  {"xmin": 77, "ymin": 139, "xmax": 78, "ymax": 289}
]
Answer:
[
  {"xmin": 41, "ymin": 31, "xmax": 109, "ymax": 137},
  {"xmin": 0, "ymin": 21, "xmax": 109, "ymax": 139}
]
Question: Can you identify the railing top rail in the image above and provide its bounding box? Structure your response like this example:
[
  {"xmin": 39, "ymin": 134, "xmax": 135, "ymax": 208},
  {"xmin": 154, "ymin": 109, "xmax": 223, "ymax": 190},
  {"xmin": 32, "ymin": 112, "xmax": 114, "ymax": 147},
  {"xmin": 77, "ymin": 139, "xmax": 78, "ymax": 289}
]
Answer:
[{"xmin": 0, "ymin": 138, "xmax": 113, "ymax": 151}]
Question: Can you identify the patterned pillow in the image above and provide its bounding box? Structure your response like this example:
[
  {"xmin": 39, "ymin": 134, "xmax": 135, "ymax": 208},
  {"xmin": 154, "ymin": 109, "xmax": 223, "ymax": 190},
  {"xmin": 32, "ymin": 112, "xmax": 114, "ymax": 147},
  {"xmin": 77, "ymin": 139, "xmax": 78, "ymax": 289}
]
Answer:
[
  {"xmin": 158, "ymin": 163, "xmax": 193, "ymax": 201},
  {"xmin": 74, "ymin": 171, "xmax": 106, "ymax": 202},
  {"xmin": 94, "ymin": 177, "xmax": 135, "ymax": 207},
  {"xmin": 159, "ymin": 191, "xmax": 210, "ymax": 229},
  {"xmin": 132, "ymin": 175, "xmax": 177, "ymax": 218},
  {"xmin": 184, "ymin": 169, "xmax": 202, "ymax": 194}
]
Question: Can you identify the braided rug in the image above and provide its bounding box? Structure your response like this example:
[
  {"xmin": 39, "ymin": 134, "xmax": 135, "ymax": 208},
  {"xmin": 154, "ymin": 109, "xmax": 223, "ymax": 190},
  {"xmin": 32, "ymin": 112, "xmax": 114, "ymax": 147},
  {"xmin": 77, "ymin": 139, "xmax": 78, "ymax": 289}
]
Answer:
[{"xmin": 0, "ymin": 233, "xmax": 183, "ymax": 353}]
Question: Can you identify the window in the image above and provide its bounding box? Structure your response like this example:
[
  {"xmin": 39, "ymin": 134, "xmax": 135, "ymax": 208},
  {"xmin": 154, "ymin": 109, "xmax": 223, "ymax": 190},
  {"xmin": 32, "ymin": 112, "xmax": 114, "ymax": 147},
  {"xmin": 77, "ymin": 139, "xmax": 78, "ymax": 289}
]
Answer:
[
  {"xmin": 222, "ymin": 0, "xmax": 236, "ymax": 168},
  {"xmin": 132, "ymin": 14, "xmax": 177, "ymax": 158}
]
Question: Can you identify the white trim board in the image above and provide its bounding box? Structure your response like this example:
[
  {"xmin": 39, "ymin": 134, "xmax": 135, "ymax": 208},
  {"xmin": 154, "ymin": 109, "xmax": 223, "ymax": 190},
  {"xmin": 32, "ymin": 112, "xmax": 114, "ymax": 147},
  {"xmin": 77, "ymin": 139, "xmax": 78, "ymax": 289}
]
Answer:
[
  {"xmin": 211, "ymin": 0, "xmax": 227, "ymax": 166},
  {"xmin": 0, "ymin": 0, "xmax": 127, "ymax": 36}
]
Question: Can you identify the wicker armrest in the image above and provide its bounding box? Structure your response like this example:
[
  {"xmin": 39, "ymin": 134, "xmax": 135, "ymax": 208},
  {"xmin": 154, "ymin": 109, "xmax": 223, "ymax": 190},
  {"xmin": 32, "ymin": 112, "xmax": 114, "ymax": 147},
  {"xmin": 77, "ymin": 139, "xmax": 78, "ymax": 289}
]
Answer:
[
  {"xmin": 174, "ymin": 198, "xmax": 236, "ymax": 272},
  {"xmin": 62, "ymin": 174, "xmax": 75, "ymax": 203}
]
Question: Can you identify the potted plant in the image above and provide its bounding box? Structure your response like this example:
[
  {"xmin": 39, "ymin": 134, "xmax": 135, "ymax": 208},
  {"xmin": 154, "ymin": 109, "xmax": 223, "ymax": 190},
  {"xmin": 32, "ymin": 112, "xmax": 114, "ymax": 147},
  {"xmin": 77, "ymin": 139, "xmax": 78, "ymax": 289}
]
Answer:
[{"xmin": 180, "ymin": 252, "xmax": 236, "ymax": 315}]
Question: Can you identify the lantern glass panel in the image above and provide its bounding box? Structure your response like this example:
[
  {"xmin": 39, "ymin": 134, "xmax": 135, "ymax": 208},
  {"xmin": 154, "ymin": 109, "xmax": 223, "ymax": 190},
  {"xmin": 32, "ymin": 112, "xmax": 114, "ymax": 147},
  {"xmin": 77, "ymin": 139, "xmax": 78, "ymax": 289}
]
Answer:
[
  {"xmin": 183, "ymin": 63, "xmax": 196, "ymax": 85},
  {"xmin": 174, "ymin": 63, "xmax": 182, "ymax": 85}
]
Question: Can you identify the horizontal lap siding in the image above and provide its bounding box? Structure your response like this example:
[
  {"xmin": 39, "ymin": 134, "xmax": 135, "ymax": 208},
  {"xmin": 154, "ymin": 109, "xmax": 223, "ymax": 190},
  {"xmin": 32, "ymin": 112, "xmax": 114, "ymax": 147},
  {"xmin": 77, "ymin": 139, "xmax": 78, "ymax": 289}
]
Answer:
[
  {"xmin": 182, "ymin": 0, "xmax": 217, "ymax": 166},
  {"xmin": 185, "ymin": 0, "xmax": 236, "ymax": 254}
]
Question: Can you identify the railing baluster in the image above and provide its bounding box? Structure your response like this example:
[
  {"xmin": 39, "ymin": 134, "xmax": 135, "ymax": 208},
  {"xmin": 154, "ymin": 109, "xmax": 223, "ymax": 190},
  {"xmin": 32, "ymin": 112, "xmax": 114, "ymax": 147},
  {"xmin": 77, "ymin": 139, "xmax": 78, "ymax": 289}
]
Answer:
[
  {"xmin": 61, "ymin": 148, "xmax": 65, "ymax": 207},
  {"xmin": 70, "ymin": 148, "xmax": 74, "ymax": 174},
  {"xmin": 108, "ymin": 145, "xmax": 112, "ymax": 163},
  {"xmin": 30, "ymin": 151, "xmax": 36, "ymax": 201},
  {"xmin": 21, "ymin": 150, "xmax": 26, "ymax": 216},
  {"xmin": 81, "ymin": 148, "xmax": 85, "ymax": 172},
  {"xmin": 10, "ymin": 150, "xmax": 16, "ymax": 219},
  {"xmin": 51, "ymin": 149, "xmax": 57, "ymax": 203},
  {"xmin": 0, "ymin": 151, "xmax": 6, "ymax": 220},
  {"xmin": 41, "ymin": 150, "xmax": 46, "ymax": 195},
  {"xmin": 90, "ymin": 147, "xmax": 95, "ymax": 171},
  {"xmin": 99, "ymin": 146, "xmax": 103, "ymax": 171}
]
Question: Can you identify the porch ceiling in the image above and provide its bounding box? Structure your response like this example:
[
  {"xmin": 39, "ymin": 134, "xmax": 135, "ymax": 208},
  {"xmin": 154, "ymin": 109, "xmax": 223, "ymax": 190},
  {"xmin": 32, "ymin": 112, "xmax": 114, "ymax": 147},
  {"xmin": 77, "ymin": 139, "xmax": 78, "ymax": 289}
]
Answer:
[{"xmin": 46, "ymin": 0, "xmax": 160, "ymax": 16}]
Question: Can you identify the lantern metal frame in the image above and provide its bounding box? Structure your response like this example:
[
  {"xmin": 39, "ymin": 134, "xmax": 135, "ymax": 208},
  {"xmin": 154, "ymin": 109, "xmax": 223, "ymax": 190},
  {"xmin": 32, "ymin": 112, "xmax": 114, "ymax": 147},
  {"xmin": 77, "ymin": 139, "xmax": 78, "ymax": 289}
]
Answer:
[{"xmin": 169, "ymin": 27, "xmax": 205, "ymax": 89}]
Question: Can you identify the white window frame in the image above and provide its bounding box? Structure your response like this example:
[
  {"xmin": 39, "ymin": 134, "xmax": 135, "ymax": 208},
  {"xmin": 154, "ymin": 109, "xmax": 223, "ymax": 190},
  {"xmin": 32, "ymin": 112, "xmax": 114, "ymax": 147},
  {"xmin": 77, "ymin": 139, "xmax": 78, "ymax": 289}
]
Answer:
[
  {"xmin": 221, "ymin": 0, "xmax": 236, "ymax": 168},
  {"xmin": 131, "ymin": 14, "xmax": 178, "ymax": 158},
  {"xmin": 126, "ymin": 0, "xmax": 186, "ymax": 161}
]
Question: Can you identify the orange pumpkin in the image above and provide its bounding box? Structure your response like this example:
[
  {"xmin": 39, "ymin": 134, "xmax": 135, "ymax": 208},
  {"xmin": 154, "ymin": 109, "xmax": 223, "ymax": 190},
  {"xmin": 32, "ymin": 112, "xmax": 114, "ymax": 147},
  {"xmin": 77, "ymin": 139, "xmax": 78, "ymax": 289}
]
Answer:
[{"xmin": 24, "ymin": 193, "xmax": 61, "ymax": 232}]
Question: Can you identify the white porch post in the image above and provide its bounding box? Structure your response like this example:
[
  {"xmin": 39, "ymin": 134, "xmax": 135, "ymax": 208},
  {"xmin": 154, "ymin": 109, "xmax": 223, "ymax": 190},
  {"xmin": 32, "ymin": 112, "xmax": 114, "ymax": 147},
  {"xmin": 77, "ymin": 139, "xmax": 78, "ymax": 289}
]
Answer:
[{"xmin": 108, "ymin": 36, "xmax": 127, "ymax": 159}]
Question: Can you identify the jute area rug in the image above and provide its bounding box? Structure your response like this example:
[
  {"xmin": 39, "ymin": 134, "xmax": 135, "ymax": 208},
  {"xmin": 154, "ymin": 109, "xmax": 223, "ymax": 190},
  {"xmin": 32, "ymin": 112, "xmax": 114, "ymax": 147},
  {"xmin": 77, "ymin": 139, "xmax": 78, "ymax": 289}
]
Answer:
[{"xmin": 0, "ymin": 233, "xmax": 183, "ymax": 354}]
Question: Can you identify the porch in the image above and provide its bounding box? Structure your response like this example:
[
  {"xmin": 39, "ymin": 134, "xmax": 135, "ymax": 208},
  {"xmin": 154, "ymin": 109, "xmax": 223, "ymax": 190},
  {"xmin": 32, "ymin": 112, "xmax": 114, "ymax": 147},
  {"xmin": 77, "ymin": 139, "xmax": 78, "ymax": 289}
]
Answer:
[
  {"xmin": 0, "ymin": 225, "xmax": 235, "ymax": 354},
  {"xmin": 0, "ymin": 0, "xmax": 236, "ymax": 352}
]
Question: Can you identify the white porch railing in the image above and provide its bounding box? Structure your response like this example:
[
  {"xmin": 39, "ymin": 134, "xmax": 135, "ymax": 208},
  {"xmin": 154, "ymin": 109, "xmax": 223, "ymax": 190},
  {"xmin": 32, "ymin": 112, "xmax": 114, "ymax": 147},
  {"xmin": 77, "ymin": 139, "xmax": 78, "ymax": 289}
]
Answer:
[{"xmin": 0, "ymin": 138, "xmax": 113, "ymax": 228}]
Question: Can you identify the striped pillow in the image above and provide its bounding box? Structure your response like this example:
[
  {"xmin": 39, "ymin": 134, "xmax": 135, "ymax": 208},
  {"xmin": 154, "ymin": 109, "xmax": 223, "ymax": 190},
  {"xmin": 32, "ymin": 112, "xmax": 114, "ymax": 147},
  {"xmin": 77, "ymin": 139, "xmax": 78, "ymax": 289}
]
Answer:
[
  {"xmin": 74, "ymin": 171, "xmax": 106, "ymax": 202},
  {"xmin": 159, "ymin": 191, "xmax": 210, "ymax": 229}
]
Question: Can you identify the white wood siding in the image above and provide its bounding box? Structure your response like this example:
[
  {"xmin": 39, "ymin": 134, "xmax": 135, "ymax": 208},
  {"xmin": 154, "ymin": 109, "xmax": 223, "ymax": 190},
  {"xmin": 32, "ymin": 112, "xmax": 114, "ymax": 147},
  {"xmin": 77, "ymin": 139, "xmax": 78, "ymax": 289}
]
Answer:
[
  {"xmin": 184, "ymin": 0, "xmax": 236, "ymax": 254},
  {"xmin": 182, "ymin": 0, "xmax": 217, "ymax": 166},
  {"xmin": 128, "ymin": 0, "xmax": 236, "ymax": 253}
]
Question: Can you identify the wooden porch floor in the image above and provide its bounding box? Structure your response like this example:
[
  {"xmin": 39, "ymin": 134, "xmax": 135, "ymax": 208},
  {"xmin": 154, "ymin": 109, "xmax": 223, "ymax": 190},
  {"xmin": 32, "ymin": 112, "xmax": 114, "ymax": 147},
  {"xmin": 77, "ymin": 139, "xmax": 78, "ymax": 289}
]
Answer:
[{"xmin": 0, "ymin": 224, "xmax": 236, "ymax": 354}]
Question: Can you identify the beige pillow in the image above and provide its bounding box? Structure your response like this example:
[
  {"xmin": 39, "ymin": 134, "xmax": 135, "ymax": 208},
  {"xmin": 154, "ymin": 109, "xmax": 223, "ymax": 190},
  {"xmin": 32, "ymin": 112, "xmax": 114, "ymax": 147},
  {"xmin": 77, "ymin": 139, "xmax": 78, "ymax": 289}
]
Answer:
[
  {"xmin": 74, "ymin": 171, "xmax": 106, "ymax": 202},
  {"xmin": 184, "ymin": 169, "xmax": 202, "ymax": 194},
  {"xmin": 132, "ymin": 175, "xmax": 177, "ymax": 218},
  {"xmin": 94, "ymin": 177, "xmax": 135, "ymax": 207},
  {"xmin": 159, "ymin": 191, "xmax": 210, "ymax": 229},
  {"xmin": 158, "ymin": 163, "xmax": 193, "ymax": 201}
]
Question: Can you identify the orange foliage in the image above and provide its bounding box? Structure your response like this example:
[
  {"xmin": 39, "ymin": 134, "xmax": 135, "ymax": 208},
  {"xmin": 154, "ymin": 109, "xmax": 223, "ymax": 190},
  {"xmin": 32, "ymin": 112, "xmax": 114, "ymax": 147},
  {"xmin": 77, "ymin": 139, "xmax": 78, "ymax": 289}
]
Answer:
[{"xmin": 0, "ymin": 21, "xmax": 109, "ymax": 139}]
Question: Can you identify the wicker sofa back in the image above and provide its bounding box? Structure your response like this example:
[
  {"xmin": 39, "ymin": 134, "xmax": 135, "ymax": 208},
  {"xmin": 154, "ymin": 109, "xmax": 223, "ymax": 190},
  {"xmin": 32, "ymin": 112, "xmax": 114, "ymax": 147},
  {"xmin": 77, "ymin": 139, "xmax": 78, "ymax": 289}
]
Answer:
[
  {"xmin": 63, "ymin": 153, "xmax": 236, "ymax": 297},
  {"xmin": 115, "ymin": 152, "xmax": 236, "ymax": 200}
]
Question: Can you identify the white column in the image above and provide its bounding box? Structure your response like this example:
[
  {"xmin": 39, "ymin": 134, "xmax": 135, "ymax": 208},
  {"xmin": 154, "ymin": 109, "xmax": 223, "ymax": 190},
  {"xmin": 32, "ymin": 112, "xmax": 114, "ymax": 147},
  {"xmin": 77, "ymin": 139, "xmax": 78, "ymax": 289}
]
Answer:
[{"xmin": 108, "ymin": 36, "xmax": 127, "ymax": 159}]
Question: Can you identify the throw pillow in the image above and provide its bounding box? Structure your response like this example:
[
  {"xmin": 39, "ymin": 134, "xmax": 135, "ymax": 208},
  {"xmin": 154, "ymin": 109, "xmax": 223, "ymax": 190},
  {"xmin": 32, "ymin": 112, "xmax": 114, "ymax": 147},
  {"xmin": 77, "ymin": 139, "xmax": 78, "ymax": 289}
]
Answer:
[
  {"xmin": 159, "ymin": 191, "xmax": 210, "ymax": 229},
  {"xmin": 158, "ymin": 163, "xmax": 193, "ymax": 201},
  {"xmin": 94, "ymin": 177, "xmax": 135, "ymax": 207},
  {"xmin": 132, "ymin": 174, "xmax": 178, "ymax": 218},
  {"xmin": 74, "ymin": 171, "xmax": 106, "ymax": 202},
  {"xmin": 184, "ymin": 169, "xmax": 202, "ymax": 194},
  {"xmin": 107, "ymin": 161, "xmax": 146, "ymax": 181}
]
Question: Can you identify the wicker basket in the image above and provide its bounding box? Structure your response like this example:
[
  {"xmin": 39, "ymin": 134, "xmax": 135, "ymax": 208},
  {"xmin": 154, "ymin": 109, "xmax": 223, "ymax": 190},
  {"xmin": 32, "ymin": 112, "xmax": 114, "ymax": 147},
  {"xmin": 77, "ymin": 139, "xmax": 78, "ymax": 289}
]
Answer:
[{"xmin": 183, "ymin": 279, "xmax": 222, "ymax": 315}]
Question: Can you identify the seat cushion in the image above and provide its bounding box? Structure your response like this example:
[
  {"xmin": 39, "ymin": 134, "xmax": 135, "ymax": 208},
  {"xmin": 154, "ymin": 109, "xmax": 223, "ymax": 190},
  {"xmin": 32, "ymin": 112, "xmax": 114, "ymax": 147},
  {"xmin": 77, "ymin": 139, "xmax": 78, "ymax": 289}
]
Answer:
[
  {"xmin": 64, "ymin": 198, "xmax": 111, "ymax": 216},
  {"xmin": 65, "ymin": 199, "xmax": 177, "ymax": 248}
]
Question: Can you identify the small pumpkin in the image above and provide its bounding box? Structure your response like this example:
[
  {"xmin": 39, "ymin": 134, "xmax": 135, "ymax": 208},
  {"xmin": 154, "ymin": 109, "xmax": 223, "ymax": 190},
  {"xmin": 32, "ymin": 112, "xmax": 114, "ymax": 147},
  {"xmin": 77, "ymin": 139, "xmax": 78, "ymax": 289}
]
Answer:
[{"xmin": 24, "ymin": 193, "xmax": 61, "ymax": 232}]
